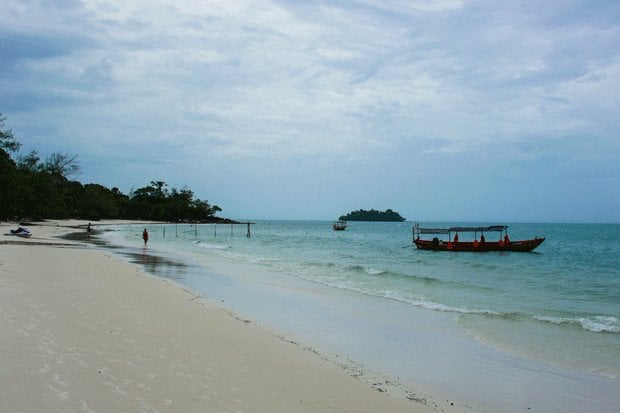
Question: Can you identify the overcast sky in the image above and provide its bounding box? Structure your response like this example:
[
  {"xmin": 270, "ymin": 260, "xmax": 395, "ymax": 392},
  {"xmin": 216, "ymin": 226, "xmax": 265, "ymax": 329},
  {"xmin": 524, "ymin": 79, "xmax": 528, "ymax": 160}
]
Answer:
[{"xmin": 2, "ymin": 0, "xmax": 619, "ymax": 222}]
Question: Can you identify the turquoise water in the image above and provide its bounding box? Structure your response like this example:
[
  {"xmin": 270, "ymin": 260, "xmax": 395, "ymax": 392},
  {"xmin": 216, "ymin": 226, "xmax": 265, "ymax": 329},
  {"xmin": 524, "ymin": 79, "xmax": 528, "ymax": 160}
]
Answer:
[{"xmin": 102, "ymin": 221, "xmax": 620, "ymax": 392}]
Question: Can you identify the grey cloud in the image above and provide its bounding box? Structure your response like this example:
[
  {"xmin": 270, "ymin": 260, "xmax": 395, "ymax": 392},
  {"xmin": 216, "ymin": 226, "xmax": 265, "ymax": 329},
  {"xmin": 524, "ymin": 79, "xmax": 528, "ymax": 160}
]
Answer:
[{"xmin": 0, "ymin": 31, "xmax": 97, "ymax": 65}]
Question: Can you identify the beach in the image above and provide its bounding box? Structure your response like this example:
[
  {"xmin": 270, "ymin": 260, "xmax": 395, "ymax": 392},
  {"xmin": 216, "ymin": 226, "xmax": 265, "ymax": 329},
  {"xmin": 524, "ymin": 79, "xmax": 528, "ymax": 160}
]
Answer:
[
  {"xmin": 0, "ymin": 221, "xmax": 434, "ymax": 412},
  {"xmin": 3, "ymin": 220, "xmax": 618, "ymax": 413}
]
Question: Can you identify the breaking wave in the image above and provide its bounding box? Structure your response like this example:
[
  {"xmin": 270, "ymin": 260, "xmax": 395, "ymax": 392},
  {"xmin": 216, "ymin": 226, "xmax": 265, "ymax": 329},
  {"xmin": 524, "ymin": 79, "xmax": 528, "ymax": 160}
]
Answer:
[
  {"xmin": 406, "ymin": 300, "xmax": 508, "ymax": 317},
  {"xmin": 534, "ymin": 315, "xmax": 620, "ymax": 333},
  {"xmin": 194, "ymin": 241, "xmax": 230, "ymax": 250}
]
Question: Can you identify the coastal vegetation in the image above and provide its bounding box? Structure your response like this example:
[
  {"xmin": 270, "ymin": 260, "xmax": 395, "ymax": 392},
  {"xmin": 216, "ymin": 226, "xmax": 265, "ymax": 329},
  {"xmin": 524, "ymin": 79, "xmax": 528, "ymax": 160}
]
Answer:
[
  {"xmin": 339, "ymin": 209, "xmax": 406, "ymax": 222},
  {"xmin": 0, "ymin": 113, "xmax": 228, "ymax": 222}
]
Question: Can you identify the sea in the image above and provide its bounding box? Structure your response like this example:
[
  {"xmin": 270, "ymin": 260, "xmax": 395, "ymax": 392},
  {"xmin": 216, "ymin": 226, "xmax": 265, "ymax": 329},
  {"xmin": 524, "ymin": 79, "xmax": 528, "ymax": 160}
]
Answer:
[{"xmin": 100, "ymin": 221, "xmax": 619, "ymax": 412}]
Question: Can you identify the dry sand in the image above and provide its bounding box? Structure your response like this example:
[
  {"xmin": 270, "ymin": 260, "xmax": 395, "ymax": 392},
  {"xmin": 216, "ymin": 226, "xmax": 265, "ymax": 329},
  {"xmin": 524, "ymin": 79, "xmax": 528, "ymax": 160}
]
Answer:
[{"xmin": 0, "ymin": 221, "xmax": 435, "ymax": 412}]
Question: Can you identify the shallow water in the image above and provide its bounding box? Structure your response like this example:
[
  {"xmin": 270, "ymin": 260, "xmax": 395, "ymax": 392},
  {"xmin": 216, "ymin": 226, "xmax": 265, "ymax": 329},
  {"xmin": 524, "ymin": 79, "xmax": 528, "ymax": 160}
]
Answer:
[{"xmin": 101, "ymin": 221, "xmax": 620, "ymax": 411}]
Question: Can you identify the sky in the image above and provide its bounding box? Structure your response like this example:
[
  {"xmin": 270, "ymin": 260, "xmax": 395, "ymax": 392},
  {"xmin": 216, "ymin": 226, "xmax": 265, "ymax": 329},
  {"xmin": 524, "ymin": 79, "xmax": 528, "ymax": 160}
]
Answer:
[{"xmin": 1, "ymin": 0, "xmax": 619, "ymax": 223}]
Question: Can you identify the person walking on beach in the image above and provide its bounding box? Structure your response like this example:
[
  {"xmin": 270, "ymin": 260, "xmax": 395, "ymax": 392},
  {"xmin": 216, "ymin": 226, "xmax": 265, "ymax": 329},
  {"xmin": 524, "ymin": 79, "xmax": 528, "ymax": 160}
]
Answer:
[{"xmin": 142, "ymin": 228, "xmax": 149, "ymax": 245}]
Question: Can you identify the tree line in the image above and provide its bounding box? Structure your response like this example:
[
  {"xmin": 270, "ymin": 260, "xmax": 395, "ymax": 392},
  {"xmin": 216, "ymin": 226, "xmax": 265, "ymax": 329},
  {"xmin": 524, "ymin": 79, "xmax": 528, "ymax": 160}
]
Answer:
[{"xmin": 0, "ymin": 113, "xmax": 228, "ymax": 222}]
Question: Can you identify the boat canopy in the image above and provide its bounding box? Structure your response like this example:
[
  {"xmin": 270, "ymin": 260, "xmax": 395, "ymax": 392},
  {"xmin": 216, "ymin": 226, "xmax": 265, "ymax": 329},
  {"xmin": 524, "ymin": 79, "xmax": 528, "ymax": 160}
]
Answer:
[{"xmin": 417, "ymin": 225, "xmax": 507, "ymax": 234}]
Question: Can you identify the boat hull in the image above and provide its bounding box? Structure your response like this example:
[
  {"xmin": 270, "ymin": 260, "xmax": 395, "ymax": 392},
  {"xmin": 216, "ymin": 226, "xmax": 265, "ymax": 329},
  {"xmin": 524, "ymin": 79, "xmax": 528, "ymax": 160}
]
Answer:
[
  {"xmin": 333, "ymin": 221, "xmax": 347, "ymax": 231},
  {"xmin": 414, "ymin": 238, "xmax": 545, "ymax": 252}
]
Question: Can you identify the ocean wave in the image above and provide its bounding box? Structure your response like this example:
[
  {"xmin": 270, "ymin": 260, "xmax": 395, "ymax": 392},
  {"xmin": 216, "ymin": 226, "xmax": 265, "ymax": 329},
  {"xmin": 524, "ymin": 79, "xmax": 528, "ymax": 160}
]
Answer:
[
  {"xmin": 344, "ymin": 264, "xmax": 367, "ymax": 273},
  {"xmin": 351, "ymin": 265, "xmax": 388, "ymax": 276},
  {"xmin": 409, "ymin": 300, "xmax": 507, "ymax": 316},
  {"xmin": 194, "ymin": 241, "xmax": 230, "ymax": 250},
  {"xmin": 342, "ymin": 264, "xmax": 442, "ymax": 282},
  {"xmin": 300, "ymin": 261, "xmax": 444, "ymax": 285},
  {"xmin": 366, "ymin": 268, "xmax": 388, "ymax": 276},
  {"xmin": 534, "ymin": 315, "xmax": 620, "ymax": 333},
  {"xmin": 291, "ymin": 272, "xmax": 506, "ymax": 318},
  {"xmin": 342, "ymin": 264, "xmax": 389, "ymax": 276},
  {"xmin": 303, "ymin": 261, "xmax": 337, "ymax": 268},
  {"xmin": 378, "ymin": 290, "xmax": 507, "ymax": 316}
]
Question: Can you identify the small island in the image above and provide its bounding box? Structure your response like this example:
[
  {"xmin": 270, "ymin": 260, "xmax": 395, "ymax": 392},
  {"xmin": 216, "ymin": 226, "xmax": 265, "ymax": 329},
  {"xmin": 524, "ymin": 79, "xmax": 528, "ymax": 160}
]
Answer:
[{"xmin": 339, "ymin": 209, "xmax": 406, "ymax": 222}]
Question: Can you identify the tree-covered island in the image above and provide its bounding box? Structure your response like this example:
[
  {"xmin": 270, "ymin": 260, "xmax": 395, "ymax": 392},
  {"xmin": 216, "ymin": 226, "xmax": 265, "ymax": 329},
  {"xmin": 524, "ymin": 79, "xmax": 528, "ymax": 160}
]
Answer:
[{"xmin": 339, "ymin": 209, "xmax": 406, "ymax": 222}]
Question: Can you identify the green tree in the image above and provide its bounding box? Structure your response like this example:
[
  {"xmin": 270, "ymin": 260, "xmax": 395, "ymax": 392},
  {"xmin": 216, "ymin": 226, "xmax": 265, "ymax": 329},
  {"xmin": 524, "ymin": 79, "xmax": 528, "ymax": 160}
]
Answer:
[
  {"xmin": 127, "ymin": 181, "xmax": 224, "ymax": 222},
  {"xmin": 80, "ymin": 184, "xmax": 124, "ymax": 219},
  {"xmin": 41, "ymin": 153, "xmax": 80, "ymax": 177},
  {"xmin": 129, "ymin": 181, "xmax": 169, "ymax": 220},
  {"xmin": 17, "ymin": 150, "xmax": 41, "ymax": 172},
  {"xmin": 0, "ymin": 113, "xmax": 21, "ymax": 154},
  {"xmin": 0, "ymin": 114, "xmax": 20, "ymax": 218}
]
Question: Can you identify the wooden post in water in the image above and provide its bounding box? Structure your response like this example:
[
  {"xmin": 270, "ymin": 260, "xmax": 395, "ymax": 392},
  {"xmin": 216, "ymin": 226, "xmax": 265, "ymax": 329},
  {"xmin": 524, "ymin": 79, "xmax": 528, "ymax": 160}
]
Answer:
[
  {"xmin": 214, "ymin": 224, "xmax": 217, "ymax": 237},
  {"xmin": 195, "ymin": 224, "xmax": 198, "ymax": 238},
  {"xmin": 163, "ymin": 227, "xmax": 166, "ymax": 238},
  {"xmin": 231, "ymin": 223, "xmax": 233, "ymax": 236},
  {"xmin": 247, "ymin": 222, "xmax": 251, "ymax": 238}
]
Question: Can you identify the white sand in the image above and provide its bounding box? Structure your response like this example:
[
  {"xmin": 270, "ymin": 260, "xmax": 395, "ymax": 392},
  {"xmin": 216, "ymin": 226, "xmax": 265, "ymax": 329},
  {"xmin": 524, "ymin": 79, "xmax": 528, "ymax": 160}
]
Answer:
[{"xmin": 0, "ymin": 221, "xmax": 434, "ymax": 412}]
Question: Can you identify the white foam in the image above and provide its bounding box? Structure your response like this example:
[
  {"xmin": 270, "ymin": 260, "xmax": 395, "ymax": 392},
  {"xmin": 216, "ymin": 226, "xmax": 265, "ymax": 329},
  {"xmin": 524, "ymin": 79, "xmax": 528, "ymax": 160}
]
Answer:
[
  {"xmin": 411, "ymin": 300, "xmax": 505, "ymax": 316},
  {"xmin": 534, "ymin": 315, "xmax": 620, "ymax": 333},
  {"xmin": 380, "ymin": 290, "xmax": 506, "ymax": 316},
  {"xmin": 195, "ymin": 241, "xmax": 229, "ymax": 250}
]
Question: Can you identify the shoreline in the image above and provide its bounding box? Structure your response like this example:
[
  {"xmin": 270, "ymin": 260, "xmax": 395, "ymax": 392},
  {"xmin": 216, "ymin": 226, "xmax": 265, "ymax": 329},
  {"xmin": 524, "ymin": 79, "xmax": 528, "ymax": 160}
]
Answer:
[
  {"xmin": 97, "ymin": 221, "xmax": 620, "ymax": 413},
  {"xmin": 0, "ymin": 220, "xmax": 436, "ymax": 412},
  {"xmin": 4, "ymin": 220, "xmax": 618, "ymax": 412}
]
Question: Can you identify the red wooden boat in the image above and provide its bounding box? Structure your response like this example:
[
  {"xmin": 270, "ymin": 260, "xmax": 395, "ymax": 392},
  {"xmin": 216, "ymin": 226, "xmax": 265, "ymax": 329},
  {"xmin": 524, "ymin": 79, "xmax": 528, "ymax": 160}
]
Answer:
[{"xmin": 413, "ymin": 223, "xmax": 544, "ymax": 252}]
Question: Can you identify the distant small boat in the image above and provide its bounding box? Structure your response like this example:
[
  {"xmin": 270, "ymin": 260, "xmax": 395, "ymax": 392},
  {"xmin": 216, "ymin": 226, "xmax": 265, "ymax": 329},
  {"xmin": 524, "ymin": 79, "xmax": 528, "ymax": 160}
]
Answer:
[
  {"xmin": 333, "ymin": 220, "xmax": 347, "ymax": 231},
  {"xmin": 413, "ymin": 223, "xmax": 544, "ymax": 252}
]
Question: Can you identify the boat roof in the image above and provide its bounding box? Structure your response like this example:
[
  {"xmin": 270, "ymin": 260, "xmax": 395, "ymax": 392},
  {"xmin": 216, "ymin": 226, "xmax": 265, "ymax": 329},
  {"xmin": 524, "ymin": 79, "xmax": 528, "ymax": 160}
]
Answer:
[{"xmin": 417, "ymin": 225, "xmax": 507, "ymax": 234}]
